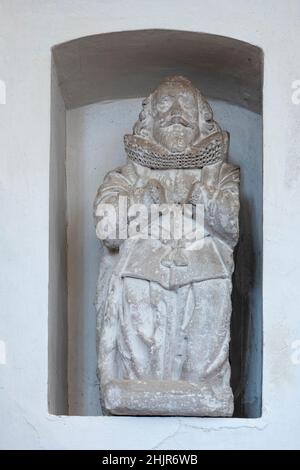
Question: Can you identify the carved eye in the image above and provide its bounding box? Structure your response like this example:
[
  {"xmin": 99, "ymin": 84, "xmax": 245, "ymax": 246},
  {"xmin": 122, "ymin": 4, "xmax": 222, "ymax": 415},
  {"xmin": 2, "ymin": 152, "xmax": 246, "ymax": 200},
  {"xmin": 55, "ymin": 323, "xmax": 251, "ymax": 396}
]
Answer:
[
  {"xmin": 179, "ymin": 95, "xmax": 194, "ymax": 108},
  {"xmin": 157, "ymin": 96, "xmax": 173, "ymax": 111}
]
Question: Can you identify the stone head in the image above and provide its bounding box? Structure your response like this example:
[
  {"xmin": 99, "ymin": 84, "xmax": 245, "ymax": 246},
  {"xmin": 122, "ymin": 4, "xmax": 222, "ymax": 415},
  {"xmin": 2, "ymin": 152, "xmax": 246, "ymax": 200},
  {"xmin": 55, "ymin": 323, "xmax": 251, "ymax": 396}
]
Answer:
[{"xmin": 133, "ymin": 76, "xmax": 220, "ymax": 152}]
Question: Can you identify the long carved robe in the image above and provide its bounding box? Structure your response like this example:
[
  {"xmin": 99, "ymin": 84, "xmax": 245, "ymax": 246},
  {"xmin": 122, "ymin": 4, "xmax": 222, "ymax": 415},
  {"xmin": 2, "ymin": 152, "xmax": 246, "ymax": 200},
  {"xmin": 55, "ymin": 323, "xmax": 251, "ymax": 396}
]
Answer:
[{"xmin": 94, "ymin": 158, "xmax": 239, "ymax": 415}]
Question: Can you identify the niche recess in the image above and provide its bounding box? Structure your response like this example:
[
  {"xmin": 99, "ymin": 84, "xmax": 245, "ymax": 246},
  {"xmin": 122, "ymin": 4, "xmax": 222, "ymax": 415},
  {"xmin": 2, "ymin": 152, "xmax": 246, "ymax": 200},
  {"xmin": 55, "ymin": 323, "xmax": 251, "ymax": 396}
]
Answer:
[{"xmin": 49, "ymin": 29, "xmax": 263, "ymax": 417}]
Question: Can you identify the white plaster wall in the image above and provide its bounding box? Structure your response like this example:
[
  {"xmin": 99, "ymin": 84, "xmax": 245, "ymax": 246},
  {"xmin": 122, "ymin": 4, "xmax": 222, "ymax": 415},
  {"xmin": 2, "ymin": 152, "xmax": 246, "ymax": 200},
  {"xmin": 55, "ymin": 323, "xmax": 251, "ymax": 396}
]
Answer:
[
  {"xmin": 1, "ymin": 0, "xmax": 300, "ymax": 449},
  {"xmin": 66, "ymin": 97, "xmax": 262, "ymax": 417}
]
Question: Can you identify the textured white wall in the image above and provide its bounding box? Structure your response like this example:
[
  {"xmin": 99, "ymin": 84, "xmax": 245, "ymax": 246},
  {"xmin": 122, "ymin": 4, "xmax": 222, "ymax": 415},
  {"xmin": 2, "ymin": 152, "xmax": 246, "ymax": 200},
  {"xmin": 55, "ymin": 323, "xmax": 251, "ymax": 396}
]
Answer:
[{"xmin": 1, "ymin": 0, "xmax": 300, "ymax": 449}]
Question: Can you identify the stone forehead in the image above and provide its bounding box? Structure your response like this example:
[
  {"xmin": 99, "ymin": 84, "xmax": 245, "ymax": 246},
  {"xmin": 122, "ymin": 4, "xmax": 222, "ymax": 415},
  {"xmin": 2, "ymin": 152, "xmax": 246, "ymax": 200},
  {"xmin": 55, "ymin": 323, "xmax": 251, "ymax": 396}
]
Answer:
[{"xmin": 153, "ymin": 76, "xmax": 198, "ymax": 96}]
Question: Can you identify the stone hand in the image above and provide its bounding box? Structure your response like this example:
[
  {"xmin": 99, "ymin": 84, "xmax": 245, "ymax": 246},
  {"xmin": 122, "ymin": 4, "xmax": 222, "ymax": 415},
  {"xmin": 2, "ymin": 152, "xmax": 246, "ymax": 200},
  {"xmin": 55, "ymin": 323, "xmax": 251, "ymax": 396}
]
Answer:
[
  {"xmin": 143, "ymin": 179, "xmax": 166, "ymax": 205},
  {"xmin": 188, "ymin": 181, "xmax": 204, "ymax": 205},
  {"xmin": 188, "ymin": 181, "xmax": 217, "ymax": 217}
]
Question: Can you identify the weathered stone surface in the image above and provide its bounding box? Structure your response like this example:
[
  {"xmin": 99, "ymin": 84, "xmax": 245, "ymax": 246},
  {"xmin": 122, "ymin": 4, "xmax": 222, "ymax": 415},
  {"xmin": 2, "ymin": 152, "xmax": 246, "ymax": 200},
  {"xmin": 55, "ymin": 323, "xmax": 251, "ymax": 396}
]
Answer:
[
  {"xmin": 104, "ymin": 380, "xmax": 234, "ymax": 416},
  {"xmin": 94, "ymin": 76, "xmax": 240, "ymax": 416}
]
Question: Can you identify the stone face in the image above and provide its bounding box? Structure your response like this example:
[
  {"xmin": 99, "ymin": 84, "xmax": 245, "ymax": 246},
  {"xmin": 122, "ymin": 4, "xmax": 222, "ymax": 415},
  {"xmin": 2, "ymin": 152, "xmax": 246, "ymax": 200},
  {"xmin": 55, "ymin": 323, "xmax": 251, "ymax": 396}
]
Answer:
[{"xmin": 94, "ymin": 76, "xmax": 240, "ymax": 416}]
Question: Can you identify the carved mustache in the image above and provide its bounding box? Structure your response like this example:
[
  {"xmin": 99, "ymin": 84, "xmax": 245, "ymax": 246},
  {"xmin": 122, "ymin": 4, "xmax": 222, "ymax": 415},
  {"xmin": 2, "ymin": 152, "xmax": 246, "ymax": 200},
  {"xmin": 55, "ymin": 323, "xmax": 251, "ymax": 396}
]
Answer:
[{"xmin": 159, "ymin": 115, "xmax": 193, "ymax": 129}]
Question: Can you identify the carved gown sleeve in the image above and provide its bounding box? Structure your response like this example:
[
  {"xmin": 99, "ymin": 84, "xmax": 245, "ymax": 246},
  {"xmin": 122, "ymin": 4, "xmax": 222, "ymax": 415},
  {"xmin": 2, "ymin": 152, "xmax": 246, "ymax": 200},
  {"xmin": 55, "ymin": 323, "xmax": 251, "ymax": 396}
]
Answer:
[
  {"xmin": 205, "ymin": 163, "xmax": 240, "ymax": 248},
  {"xmin": 94, "ymin": 165, "xmax": 137, "ymax": 392},
  {"xmin": 94, "ymin": 165, "xmax": 135, "ymax": 249}
]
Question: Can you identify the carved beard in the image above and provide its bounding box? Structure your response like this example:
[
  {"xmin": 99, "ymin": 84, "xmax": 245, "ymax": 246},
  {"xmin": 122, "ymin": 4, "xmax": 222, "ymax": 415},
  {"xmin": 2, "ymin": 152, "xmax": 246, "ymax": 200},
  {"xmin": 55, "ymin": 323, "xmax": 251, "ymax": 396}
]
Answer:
[{"xmin": 153, "ymin": 119, "xmax": 199, "ymax": 153}]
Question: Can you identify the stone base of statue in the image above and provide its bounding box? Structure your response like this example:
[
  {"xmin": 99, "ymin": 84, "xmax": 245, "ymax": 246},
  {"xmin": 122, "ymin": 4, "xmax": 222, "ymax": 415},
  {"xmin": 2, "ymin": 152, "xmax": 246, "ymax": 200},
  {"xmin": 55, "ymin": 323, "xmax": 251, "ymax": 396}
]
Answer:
[{"xmin": 103, "ymin": 380, "xmax": 234, "ymax": 416}]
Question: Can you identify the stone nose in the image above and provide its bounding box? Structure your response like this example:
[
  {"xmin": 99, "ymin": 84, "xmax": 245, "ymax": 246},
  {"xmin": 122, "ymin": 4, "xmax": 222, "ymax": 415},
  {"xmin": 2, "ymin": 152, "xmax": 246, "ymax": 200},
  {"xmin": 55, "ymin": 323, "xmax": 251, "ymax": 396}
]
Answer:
[{"xmin": 169, "ymin": 99, "xmax": 183, "ymax": 116}]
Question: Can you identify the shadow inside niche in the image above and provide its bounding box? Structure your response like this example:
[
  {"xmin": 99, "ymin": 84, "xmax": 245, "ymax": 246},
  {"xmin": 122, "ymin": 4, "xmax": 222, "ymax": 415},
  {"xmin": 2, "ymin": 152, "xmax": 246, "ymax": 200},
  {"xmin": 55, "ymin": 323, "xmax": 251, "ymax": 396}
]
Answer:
[{"xmin": 230, "ymin": 195, "xmax": 262, "ymax": 418}]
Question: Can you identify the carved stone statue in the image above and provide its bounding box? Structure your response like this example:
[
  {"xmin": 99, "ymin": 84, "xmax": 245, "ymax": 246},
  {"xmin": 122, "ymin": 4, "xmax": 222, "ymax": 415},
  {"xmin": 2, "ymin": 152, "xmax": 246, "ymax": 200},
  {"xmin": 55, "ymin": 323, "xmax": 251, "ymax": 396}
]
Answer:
[{"xmin": 94, "ymin": 76, "xmax": 240, "ymax": 416}]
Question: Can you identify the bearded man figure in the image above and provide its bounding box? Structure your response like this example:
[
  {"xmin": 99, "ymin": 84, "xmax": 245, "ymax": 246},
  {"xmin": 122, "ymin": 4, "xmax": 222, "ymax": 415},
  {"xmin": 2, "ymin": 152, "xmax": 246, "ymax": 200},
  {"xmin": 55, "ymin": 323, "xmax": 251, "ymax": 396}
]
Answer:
[{"xmin": 94, "ymin": 76, "xmax": 240, "ymax": 416}]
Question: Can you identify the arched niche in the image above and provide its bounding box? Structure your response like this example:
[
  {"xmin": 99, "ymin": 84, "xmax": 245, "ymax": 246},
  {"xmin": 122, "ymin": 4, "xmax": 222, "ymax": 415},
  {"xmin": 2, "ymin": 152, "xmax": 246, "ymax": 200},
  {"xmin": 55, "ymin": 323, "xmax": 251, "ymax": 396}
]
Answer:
[{"xmin": 49, "ymin": 29, "xmax": 263, "ymax": 418}]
